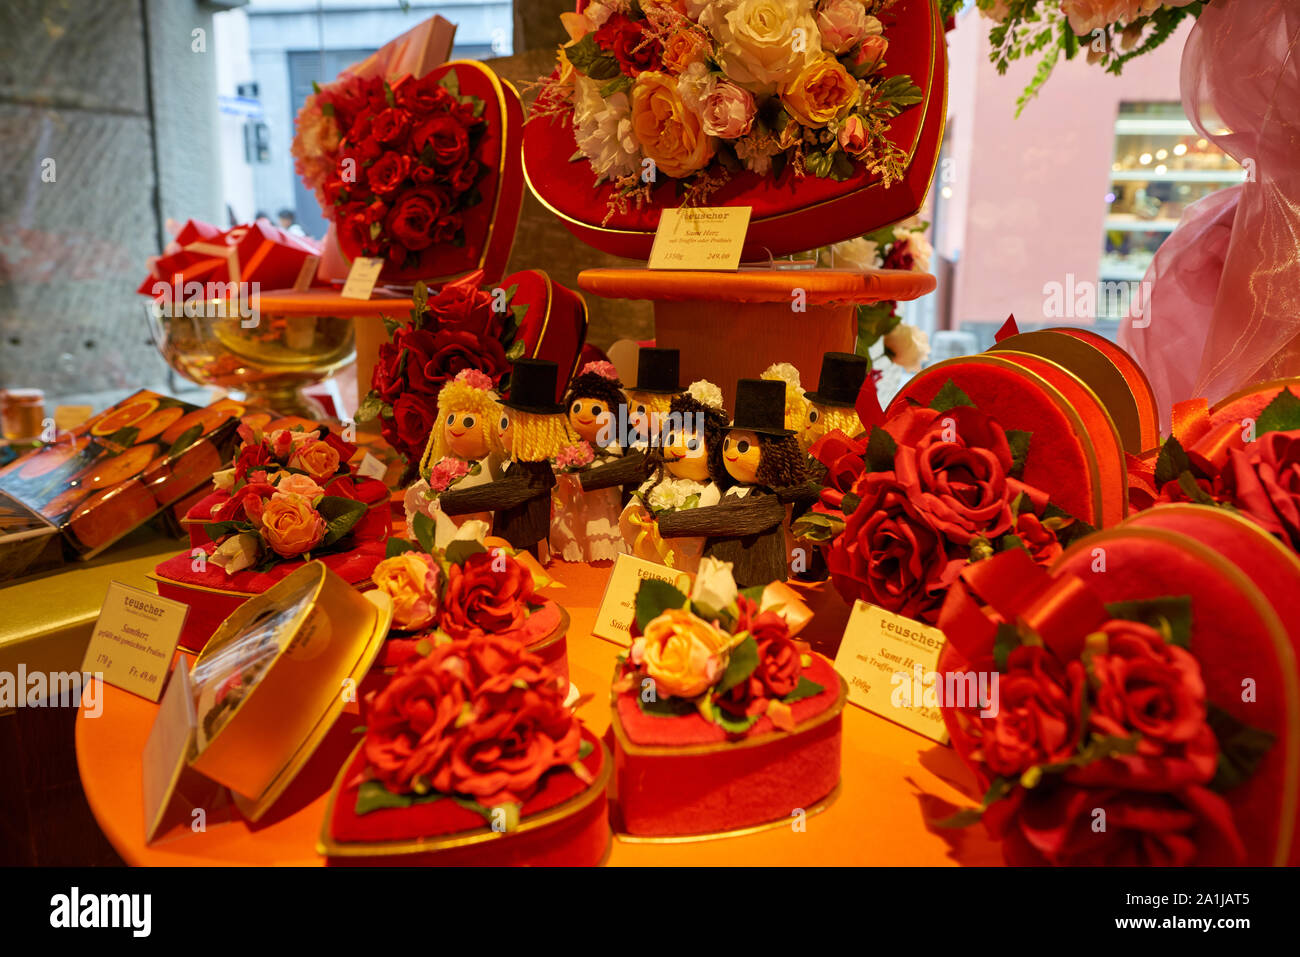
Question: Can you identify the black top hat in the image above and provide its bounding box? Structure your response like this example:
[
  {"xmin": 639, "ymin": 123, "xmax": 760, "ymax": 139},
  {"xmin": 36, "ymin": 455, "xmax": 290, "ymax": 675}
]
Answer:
[
  {"xmin": 503, "ymin": 358, "xmax": 565, "ymax": 415},
  {"xmin": 632, "ymin": 347, "xmax": 680, "ymax": 394},
  {"xmin": 804, "ymin": 352, "xmax": 869, "ymax": 408},
  {"xmin": 727, "ymin": 378, "xmax": 794, "ymax": 436}
]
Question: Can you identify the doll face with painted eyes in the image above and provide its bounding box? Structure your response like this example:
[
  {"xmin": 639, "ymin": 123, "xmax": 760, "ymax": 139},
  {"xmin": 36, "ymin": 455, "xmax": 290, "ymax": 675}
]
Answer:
[
  {"xmin": 721, "ymin": 429, "xmax": 762, "ymax": 485},
  {"xmin": 568, "ymin": 397, "xmax": 612, "ymax": 445},
  {"xmin": 799, "ymin": 403, "xmax": 825, "ymax": 450},
  {"xmin": 443, "ymin": 409, "xmax": 491, "ymax": 460},
  {"xmin": 661, "ymin": 421, "xmax": 711, "ymax": 481},
  {"xmin": 496, "ymin": 411, "xmax": 512, "ymax": 454},
  {"xmin": 626, "ymin": 391, "xmax": 662, "ymax": 444}
]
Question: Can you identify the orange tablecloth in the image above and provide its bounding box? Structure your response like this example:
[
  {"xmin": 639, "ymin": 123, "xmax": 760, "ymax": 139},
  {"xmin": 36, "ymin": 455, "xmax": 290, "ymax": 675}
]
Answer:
[{"xmin": 75, "ymin": 561, "xmax": 1002, "ymax": 866}]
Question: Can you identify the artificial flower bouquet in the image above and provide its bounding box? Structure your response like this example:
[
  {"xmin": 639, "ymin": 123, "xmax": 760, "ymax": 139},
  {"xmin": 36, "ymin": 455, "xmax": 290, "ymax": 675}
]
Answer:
[
  {"xmin": 318, "ymin": 634, "xmax": 611, "ymax": 866},
  {"xmin": 524, "ymin": 0, "xmax": 948, "ymax": 258},
  {"xmin": 153, "ymin": 422, "xmax": 390, "ymax": 651},
  {"xmin": 608, "ymin": 558, "xmax": 845, "ymax": 837},
  {"xmin": 934, "ymin": 504, "xmax": 1300, "ymax": 866},
  {"xmin": 796, "ymin": 379, "xmax": 1093, "ymax": 625},
  {"xmin": 293, "ymin": 48, "xmax": 525, "ymax": 283},
  {"xmin": 370, "ymin": 518, "xmax": 570, "ymax": 677},
  {"xmin": 356, "ymin": 269, "xmax": 588, "ymax": 472}
]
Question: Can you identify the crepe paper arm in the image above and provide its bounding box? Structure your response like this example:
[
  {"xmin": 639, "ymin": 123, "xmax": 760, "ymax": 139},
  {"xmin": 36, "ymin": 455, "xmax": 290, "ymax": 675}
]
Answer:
[
  {"xmin": 772, "ymin": 478, "xmax": 822, "ymax": 505},
  {"xmin": 440, "ymin": 467, "xmax": 545, "ymax": 515},
  {"xmin": 657, "ymin": 494, "xmax": 785, "ymax": 538},
  {"xmin": 579, "ymin": 450, "xmax": 649, "ymax": 491}
]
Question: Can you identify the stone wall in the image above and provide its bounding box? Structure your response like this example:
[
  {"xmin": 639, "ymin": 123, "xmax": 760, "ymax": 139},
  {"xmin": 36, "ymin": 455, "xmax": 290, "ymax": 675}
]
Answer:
[{"xmin": 0, "ymin": 0, "xmax": 224, "ymax": 397}]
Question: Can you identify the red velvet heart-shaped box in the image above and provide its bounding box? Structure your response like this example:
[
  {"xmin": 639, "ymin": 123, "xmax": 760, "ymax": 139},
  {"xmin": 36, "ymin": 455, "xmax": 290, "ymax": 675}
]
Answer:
[
  {"xmin": 523, "ymin": 0, "xmax": 946, "ymax": 260},
  {"xmin": 319, "ymin": 725, "xmax": 610, "ymax": 866},
  {"xmin": 333, "ymin": 60, "xmax": 525, "ymax": 286},
  {"xmin": 609, "ymin": 654, "xmax": 846, "ymax": 838},
  {"xmin": 503, "ymin": 269, "xmax": 589, "ymax": 403}
]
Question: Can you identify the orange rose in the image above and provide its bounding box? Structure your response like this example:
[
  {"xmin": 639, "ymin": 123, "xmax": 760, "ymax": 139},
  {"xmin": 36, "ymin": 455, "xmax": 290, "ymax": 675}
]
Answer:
[
  {"xmin": 631, "ymin": 71, "xmax": 716, "ymax": 179},
  {"xmin": 372, "ymin": 552, "xmax": 440, "ymax": 630},
  {"xmin": 287, "ymin": 438, "xmax": 340, "ymax": 483},
  {"xmin": 260, "ymin": 493, "xmax": 327, "ymax": 557},
  {"xmin": 781, "ymin": 55, "xmax": 860, "ymax": 129},
  {"xmin": 633, "ymin": 607, "xmax": 733, "ymax": 699},
  {"xmin": 662, "ymin": 26, "xmax": 709, "ymax": 74}
]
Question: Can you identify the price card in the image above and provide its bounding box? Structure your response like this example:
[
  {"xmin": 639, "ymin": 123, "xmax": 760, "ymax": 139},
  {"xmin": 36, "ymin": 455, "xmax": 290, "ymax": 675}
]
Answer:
[
  {"xmin": 833, "ymin": 600, "xmax": 952, "ymax": 745},
  {"xmin": 81, "ymin": 582, "xmax": 188, "ymax": 702},
  {"xmin": 339, "ymin": 256, "xmax": 385, "ymax": 300},
  {"xmin": 355, "ymin": 451, "xmax": 388, "ymax": 481},
  {"xmin": 647, "ymin": 206, "xmax": 752, "ymax": 271},
  {"xmin": 592, "ymin": 553, "xmax": 695, "ymax": 647}
]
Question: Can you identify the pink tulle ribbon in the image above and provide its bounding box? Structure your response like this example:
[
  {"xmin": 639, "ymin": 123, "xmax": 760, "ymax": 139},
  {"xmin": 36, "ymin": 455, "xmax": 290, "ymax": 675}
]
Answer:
[{"xmin": 1120, "ymin": 0, "xmax": 1300, "ymax": 433}]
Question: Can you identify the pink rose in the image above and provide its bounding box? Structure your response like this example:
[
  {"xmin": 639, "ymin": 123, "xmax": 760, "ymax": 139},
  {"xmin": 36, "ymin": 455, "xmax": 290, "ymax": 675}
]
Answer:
[
  {"xmin": 428, "ymin": 456, "xmax": 471, "ymax": 492},
  {"xmin": 850, "ymin": 35, "xmax": 888, "ymax": 76},
  {"xmin": 701, "ymin": 82, "xmax": 756, "ymax": 140},
  {"xmin": 275, "ymin": 473, "xmax": 324, "ymax": 500},
  {"xmin": 838, "ymin": 114, "xmax": 868, "ymax": 156},
  {"xmin": 817, "ymin": 0, "xmax": 870, "ymax": 54}
]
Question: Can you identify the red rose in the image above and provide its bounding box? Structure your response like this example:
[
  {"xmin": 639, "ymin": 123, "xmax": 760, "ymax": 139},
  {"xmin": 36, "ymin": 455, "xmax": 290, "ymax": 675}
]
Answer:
[
  {"xmin": 365, "ymin": 151, "xmax": 411, "ymax": 196},
  {"xmin": 391, "ymin": 326, "xmax": 441, "ymax": 394},
  {"xmin": 210, "ymin": 481, "xmax": 275, "ymax": 524},
  {"xmin": 1221, "ymin": 430, "xmax": 1300, "ymax": 549},
  {"xmin": 395, "ymin": 73, "xmax": 455, "ymax": 113},
  {"xmin": 827, "ymin": 473, "xmax": 964, "ymax": 623},
  {"xmin": 431, "ymin": 212, "xmax": 463, "ymax": 244},
  {"xmin": 339, "ymin": 199, "xmax": 389, "ymax": 256},
  {"xmin": 421, "ymin": 328, "xmax": 510, "ymax": 389},
  {"xmin": 1012, "ymin": 511, "xmax": 1063, "ymax": 564},
  {"xmin": 892, "ymin": 405, "xmax": 1016, "ymax": 545},
  {"xmin": 439, "ymin": 550, "xmax": 537, "ymax": 639},
  {"xmin": 385, "ymin": 393, "xmax": 438, "ymax": 463},
  {"xmin": 234, "ymin": 440, "xmax": 272, "ymax": 479},
  {"xmin": 988, "ymin": 783, "xmax": 1245, "ymax": 866},
  {"xmin": 450, "ymin": 159, "xmax": 481, "ymax": 192},
  {"xmin": 1069, "ymin": 619, "xmax": 1218, "ymax": 791},
  {"xmin": 410, "ymin": 164, "xmax": 438, "ymax": 185},
  {"xmin": 960, "ymin": 646, "xmax": 1085, "ymax": 779},
  {"xmin": 370, "ymin": 107, "xmax": 411, "ymax": 146},
  {"xmin": 595, "ymin": 15, "xmax": 663, "ymax": 75},
  {"xmin": 412, "ymin": 114, "xmax": 470, "ymax": 169},
  {"xmin": 809, "ymin": 430, "xmax": 867, "ymax": 494},
  {"xmin": 423, "ymin": 277, "xmax": 501, "ymax": 336},
  {"xmin": 383, "ymin": 187, "xmax": 450, "ymax": 252}
]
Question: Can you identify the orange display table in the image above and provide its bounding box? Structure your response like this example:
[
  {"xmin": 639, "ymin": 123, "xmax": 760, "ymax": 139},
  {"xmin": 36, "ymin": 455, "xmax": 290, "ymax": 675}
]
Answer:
[
  {"xmin": 578, "ymin": 267, "xmax": 937, "ymax": 410},
  {"xmin": 75, "ymin": 561, "xmax": 1000, "ymax": 866}
]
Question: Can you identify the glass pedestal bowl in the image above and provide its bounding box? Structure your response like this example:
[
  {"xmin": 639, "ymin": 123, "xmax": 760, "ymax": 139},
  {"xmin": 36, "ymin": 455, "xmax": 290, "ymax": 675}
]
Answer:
[{"xmin": 147, "ymin": 298, "xmax": 355, "ymax": 418}]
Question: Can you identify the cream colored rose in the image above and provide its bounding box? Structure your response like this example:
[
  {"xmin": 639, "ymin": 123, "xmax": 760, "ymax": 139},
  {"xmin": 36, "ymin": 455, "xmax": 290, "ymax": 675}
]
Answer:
[
  {"xmin": 822, "ymin": 235, "xmax": 879, "ymax": 270},
  {"xmin": 702, "ymin": 0, "xmax": 822, "ymax": 94},
  {"xmin": 781, "ymin": 54, "xmax": 859, "ymax": 128},
  {"xmin": 884, "ymin": 323, "xmax": 931, "ymax": 373},
  {"xmin": 631, "ymin": 71, "xmax": 717, "ymax": 178},
  {"xmin": 209, "ymin": 532, "xmax": 261, "ymax": 576},
  {"xmin": 690, "ymin": 556, "xmax": 739, "ymax": 618}
]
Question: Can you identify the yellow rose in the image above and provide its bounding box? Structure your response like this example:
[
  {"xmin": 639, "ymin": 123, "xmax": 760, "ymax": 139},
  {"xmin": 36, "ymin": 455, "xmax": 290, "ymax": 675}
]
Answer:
[
  {"xmin": 636, "ymin": 608, "xmax": 732, "ymax": 699},
  {"xmin": 631, "ymin": 71, "xmax": 717, "ymax": 179},
  {"xmin": 781, "ymin": 55, "xmax": 859, "ymax": 129},
  {"xmin": 372, "ymin": 552, "xmax": 440, "ymax": 630},
  {"xmin": 260, "ymin": 493, "xmax": 327, "ymax": 558},
  {"xmin": 287, "ymin": 438, "xmax": 340, "ymax": 483},
  {"xmin": 703, "ymin": 0, "xmax": 821, "ymax": 94}
]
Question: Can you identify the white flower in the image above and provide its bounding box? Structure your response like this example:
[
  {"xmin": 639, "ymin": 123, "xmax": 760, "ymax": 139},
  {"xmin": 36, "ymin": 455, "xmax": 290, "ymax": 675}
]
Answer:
[
  {"xmin": 212, "ymin": 467, "xmax": 238, "ymax": 493},
  {"xmin": 686, "ymin": 379, "xmax": 724, "ymax": 410},
  {"xmin": 676, "ymin": 61, "xmax": 716, "ymax": 116},
  {"xmin": 208, "ymin": 533, "xmax": 261, "ymax": 576},
  {"xmin": 584, "ymin": 1, "xmax": 614, "ymax": 26},
  {"xmin": 701, "ymin": 0, "xmax": 821, "ymax": 94},
  {"xmin": 733, "ymin": 132, "xmax": 781, "ymax": 175},
  {"xmin": 647, "ymin": 478, "xmax": 707, "ymax": 512},
  {"xmin": 690, "ymin": 556, "xmax": 739, "ymax": 618},
  {"xmin": 761, "ymin": 361, "xmax": 802, "ymax": 389},
  {"xmin": 572, "ymin": 75, "xmax": 640, "ymax": 182},
  {"xmin": 892, "ymin": 226, "xmax": 934, "ymax": 273},
  {"xmin": 823, "ymin": 236, "xmax": 880, "ymax": 270},
  {"xmin": 884, "ymin": 323, "xmax": 930, "ymax": 373}
]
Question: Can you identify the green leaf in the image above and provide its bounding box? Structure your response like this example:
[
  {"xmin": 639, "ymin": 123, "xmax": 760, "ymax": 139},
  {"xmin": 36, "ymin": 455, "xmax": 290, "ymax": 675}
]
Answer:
[
  {"xmin": 634, "ymin": 579, "xmax": 689, "ymax": 633},
  {"xmin": 316, "ymin": 495, "xmax": 368, "ymax": 546},
  {"xmin": 505, "ymin": 339, "xmax": 526, "ymax": 361},
  {"xmin": 828, "ymin": 149, "xmax": 856, "ymax": 182},
  {"xmin": 578, "ymin": 740, "xmax": 594, "ymax": 760},
  {"xmin": 599, "ymin": 74, "xmax": 633, "ymax": 97},
  {"xmin": 1206, "ymin": 702, "xmax": 1276, "ymax": 794},
  {"xmin": 355, "ymin": 780, "xmax": 426, "ymax": 815},
  {"xmin": 383, "ymin": 81, "xmax": 395, "ymax": 108},
  {"xmin": 782, "ymin": 676, "xmax": 824, "ymax": 703},
  {"xmin": 439, "ymin": 69, "xmax": 460, "ymax": 99},
  {"xmin": 864, "ymin": 425, "xmax": 898, "ymax": 472},
  {"xmin": 1005, "ymin": 429, "xmax": 1032, "ymax": 478},
  {"xmin": 382, "ymin": 314, "xmax": 401, "ymax": 337},
  {"xmin": 1105, "ymin": 595, "xmax": 1193, "ymax": 648},
  {"xmin": 712, "ymin": 708, "xmax": 762, "ymax": 734},
  {"xmin": 993, "ymin": 623, "xmax": 1022, "ymax": 672},
  {"xmin": 204, "ymin": 520, "xmax": 251, "ymax": 541},
  {"xmin": 166, "ymin": 423, "xmax": 204, "ymax": 458},
  {"xmin": 564, "ymin": 34, "xmax": 621, "ymax": 81},
  {"xmin": 1153, "ymin": 435, "xmax": 1193, "ymax": 486},
  {"xmin": 1177, "ymin": 470, "xmax": 1218, "ymax": 506},
  {"xmin": 932, "ymin": 777, "xmax": 1016, "ymax": 828},
  {"xmin": 355, "ymin": 391, "xmax": 387, "ymax": 425},
  {"xmin": 715, "ymin": 636, "xmax": 759, "ymax": 695},
  {"xmin": 445, "ymin": 538, "xmax": 488, "ymax": 565},
  {"xmin": 929, "ymin": 379, "xmax": 975, "ymax": 413},
  {"xmin": 1255, "ymin": 387, "xmax": 1300, "ymax": 437},
  {"xmin": 805, "ymin": 150, "xmax": 833, "ymax": 179},
  {"xmin": 385, "ymin": 537, "xmax": 419, "ymax": 559},
  {"xmin": 412, "ymin": 511, "xmax": 436, "ymax": 554}
]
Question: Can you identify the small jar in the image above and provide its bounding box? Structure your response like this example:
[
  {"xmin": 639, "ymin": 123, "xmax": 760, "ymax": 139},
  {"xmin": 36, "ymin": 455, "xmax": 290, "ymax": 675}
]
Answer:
[{"xmin": 1, "ymin": 389, "xmax": 45, "ymax": 441}]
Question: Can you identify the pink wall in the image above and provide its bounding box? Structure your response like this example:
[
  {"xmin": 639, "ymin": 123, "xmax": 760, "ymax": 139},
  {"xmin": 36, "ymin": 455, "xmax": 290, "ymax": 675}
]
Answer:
[{"xmin": 942, "ymin": 13, "xmax": 1194, "ymax": 328}]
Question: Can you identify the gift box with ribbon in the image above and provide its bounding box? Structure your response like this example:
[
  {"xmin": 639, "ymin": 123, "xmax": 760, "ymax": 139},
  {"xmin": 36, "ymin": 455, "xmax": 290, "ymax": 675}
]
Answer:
[{"xmin": 137, "ymin": 219, "xmax": 320, "ymax": 299}]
